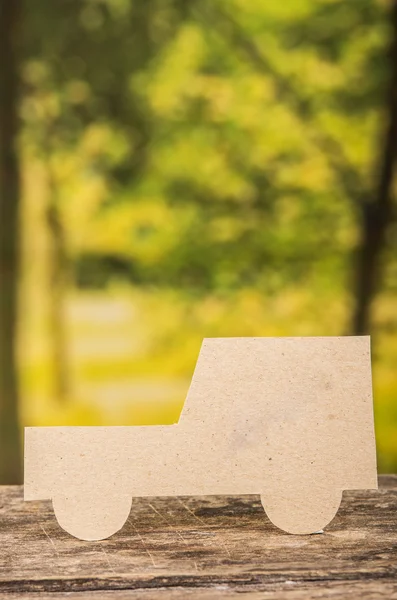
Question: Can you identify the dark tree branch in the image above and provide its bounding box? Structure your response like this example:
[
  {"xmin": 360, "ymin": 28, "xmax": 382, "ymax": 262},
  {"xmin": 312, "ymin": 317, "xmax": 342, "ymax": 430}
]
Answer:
[{"xmin": 352, "ymin": 0, "xmax": 397, "ymax": 335}]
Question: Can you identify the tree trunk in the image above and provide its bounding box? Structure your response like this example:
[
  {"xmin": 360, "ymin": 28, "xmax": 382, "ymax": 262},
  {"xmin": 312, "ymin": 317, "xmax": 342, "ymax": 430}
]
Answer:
[
  {"xmin": 46, "ymin": 191, "xmax": 70, "ymax": 404},
  {"xmin": 352, "ymin": 0, "xmax": 397, "ymax": 335},
  {"xmin": 0, "ymin": 0, "xmax": 22, "ymax": 483}
]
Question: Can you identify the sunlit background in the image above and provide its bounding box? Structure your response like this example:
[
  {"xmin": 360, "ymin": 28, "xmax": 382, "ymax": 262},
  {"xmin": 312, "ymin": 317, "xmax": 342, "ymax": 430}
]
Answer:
[{"xmin": 1, "ymin": 0, "xmax": 397, "ymax": 481}]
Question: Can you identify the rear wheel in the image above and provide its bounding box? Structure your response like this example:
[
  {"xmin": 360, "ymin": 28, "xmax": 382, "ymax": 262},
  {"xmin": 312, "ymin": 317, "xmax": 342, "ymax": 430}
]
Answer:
[
  {"xmin": 52, "ymin": 490, "xmax": 132, "ymax": 541},
  {"xmin": 261, "ymin": 487, "xmax": 342, "ymax": 535}
]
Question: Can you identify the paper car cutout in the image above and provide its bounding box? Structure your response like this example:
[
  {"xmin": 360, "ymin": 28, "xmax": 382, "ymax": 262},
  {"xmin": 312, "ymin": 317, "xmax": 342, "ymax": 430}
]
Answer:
[{"xmin": 24, "ymin": 336, "xmax": 378, "ymax": 541}]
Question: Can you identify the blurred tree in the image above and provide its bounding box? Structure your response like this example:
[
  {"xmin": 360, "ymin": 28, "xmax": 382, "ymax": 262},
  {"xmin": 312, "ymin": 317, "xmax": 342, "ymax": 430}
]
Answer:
[
  {"xmin": 45, "ymin": 143, "xmax": 70, "ymax": 404},
  {"xmin": 196, "ymin": 0, "xmax": 397, "ymax": 334},
  {"xmin": 0, "ymin": 0, "xmax": 22, "ymax": 483},
  {"xmin": 11, "ymin": 0, "xmax": 395, "ymax": 431},
  {"xmin": 20, "ymin": 0, "xmax": 394, "ymax": 332},
  {"xmin": 353, "ymin": 0, "xmax": 397, "ymax": 334},
  {"xmin": 22, "ymin": 0, "xmax": 193, "ymax": 401}
]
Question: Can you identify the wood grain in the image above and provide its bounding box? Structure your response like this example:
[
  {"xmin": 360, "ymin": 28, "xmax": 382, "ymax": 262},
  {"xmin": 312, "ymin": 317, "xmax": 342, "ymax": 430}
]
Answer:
[{"xmin": 0, "ymin": 476, "xmax": 396, "ymax": 598}]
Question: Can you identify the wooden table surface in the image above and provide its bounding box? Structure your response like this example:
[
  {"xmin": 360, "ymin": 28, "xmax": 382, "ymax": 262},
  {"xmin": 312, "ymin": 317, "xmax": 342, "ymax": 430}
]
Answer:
[{"xmin": 0, "ymin": 476, "xmax": 396, "ymax": 599}]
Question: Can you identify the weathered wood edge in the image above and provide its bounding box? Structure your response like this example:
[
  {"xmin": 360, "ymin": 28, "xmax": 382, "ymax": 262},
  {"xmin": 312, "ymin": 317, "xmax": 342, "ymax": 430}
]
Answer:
[{"xmin": 0, "ymin": 476, "xmax": 396, "ymax": 597}]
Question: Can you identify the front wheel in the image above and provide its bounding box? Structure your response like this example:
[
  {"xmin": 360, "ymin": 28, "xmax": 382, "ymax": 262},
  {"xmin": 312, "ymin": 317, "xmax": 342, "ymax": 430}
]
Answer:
[
  {"xmin": 52, "ymin": 490, "xmax": 132, "ymax": 541},
  {"xmin": 261, "ymin": 487, "xmax": 342, "ymax": 535}
]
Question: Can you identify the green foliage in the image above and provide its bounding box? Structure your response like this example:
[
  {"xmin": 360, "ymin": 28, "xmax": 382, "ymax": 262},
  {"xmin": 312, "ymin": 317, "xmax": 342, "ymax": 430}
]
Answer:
[{"xmin": 22, "ymin": 0, "xmax": 390, "ymax": 292}]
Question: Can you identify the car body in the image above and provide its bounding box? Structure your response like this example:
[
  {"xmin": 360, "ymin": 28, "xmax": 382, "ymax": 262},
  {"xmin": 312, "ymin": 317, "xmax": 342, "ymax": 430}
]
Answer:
[{"xmin": 24, "ymin": 336, "xmax": 378, "ymax": 540}]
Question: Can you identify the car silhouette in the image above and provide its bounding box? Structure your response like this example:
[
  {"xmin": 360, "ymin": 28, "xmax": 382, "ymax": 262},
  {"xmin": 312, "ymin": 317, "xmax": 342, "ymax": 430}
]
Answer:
[{"xmin": 24, "ymin": 336, "xmax": 378, "ymax": 540}]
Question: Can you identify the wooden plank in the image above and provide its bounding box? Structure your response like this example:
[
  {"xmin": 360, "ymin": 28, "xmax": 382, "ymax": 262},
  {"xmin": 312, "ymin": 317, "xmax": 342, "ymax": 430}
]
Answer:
[{"xmin": 0, "ymin": 476, "xmax": 396, "ymax": 598}]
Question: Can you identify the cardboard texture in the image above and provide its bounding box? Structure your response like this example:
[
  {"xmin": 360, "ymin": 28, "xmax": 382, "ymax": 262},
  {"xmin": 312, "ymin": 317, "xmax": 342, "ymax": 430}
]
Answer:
[{"xmin": 24, "ymin": 336, "xmax": 378, "ymax": 541}]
